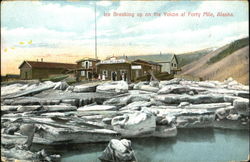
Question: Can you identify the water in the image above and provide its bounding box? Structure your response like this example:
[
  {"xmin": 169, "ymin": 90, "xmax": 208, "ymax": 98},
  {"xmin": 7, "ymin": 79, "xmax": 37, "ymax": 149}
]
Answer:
[{"xmin": 53, "ymin": 128, "xmax": 249, "ymax": 162}]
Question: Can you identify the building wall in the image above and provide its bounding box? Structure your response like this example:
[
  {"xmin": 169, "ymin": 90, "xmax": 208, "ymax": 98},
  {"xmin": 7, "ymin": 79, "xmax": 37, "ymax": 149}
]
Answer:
[
  {"xmin": 77, "ymin": 60, "xmax": 98, "ymax": 70},
  {"xmin": 20, "ymin": 62, "xmax": 68, "ymax": 80},
  {"xmin": 20, "ymin": 69, "xmax": 32, "ymax": 79},
  {"xmin": 78, "ymin": 70, "xmax": 96, "ymax": 80},
  {"xmin": 152, "ymin": 64, "xmax": 161, "ymax": 73},
  {"xmin": 131, "ymin": 63, "xmax": 152, "ymax": 81},
  {"xmin": 77, "ymin": 60, "xmax": 100, "ymax": 80},
  {"xmin": 2, "ymin": 75, "xmax": 20, "ymax": 81},
  {"xmin": 170, "ymin": 57, "xmax": 178, "ymax": 74},
  {"xmin": 131, "ymin": 61, "xmax": 161, "ymax": 74},
  {"xmin": 159, "ymin": 57, "xmax": 178, "ymax": 74},
  {"xmin": 20, "ymin": 63, "xmax": 33, "ymax": 79},
  {"xmin": 160, "ymin": 62, "xmax": 171, "ymax": 73},
  {"xmin": 97, "ymin": 63, "xmax": 131, "ymax": 81},
  {"xmin": 97, "ymin": 62, "xmax": 157, "ymax": 82},
  {"xmin": 31, "ymin": 68, "xmax": 65, "ymax": 79}
]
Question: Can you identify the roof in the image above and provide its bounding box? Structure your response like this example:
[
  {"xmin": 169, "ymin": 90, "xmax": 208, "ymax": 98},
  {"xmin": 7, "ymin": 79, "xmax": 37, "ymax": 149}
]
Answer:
[
  {"xmin": 5, "ymin": 74, "xmax": 20, "ymax": 78},
  {"xmin": 132, "ymin": 59, "xmax": 162, "ymax": 66},
  {"xmin": 96, "ymin": 59, "xmax": 131, "ymax": 65},
  {"xmin": 76, "ymin": 58, "xmax": 100, "ymax": 63},
  {"xmin": 19, "ymin": 61, "xmax": 77, "ymax": 69},
  {"xmin": 119, "ymin": 54, "xmax": 178, "ymax": 63}
]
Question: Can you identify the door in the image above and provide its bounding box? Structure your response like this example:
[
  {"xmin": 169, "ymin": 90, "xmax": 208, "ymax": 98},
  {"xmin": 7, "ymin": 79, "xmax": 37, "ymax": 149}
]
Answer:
[
  {"xmin": 135, "ymin": 70, "xmax": 140, "ymax": 78},
  {"xmin": 120, "ymin": 70, "xmax": 127, "ymax": 81},
  {"xmin": 111, "ymin": 71, "xmax": 117, "ymax": 81},
  {"xmin": 25, "ymin": 72, "xmax": 28, "ymax": 80},
  {"xmin": 88, "ymin": 72, "xmax": 92, "ymax": 79}
]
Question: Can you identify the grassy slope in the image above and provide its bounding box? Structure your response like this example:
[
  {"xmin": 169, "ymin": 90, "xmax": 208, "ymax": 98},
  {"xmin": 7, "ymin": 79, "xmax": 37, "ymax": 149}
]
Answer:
[
  {"xmin": 176, "ymin": 48, "xmax": 213, "ymax": 67},
  {"xmin": 181, "ymin": 38, "xmax": 249, "ymax": 85},
  {"xmin": 207, "ymin": 37, "xmax": 249, "ymax": 64}
]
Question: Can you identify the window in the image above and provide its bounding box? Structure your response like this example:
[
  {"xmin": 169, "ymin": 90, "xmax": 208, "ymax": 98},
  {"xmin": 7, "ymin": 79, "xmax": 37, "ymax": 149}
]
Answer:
[
  {"xmin": 89, "ymin": 61, "xmax": 92, "ymax": 67},
  {"xmin": 81, "ymin": 62, "xmax": 85, "ymax": 67},
  {"xmin": 81, "ymin": 71, "xmax": 85, "ymax": 76},
  {"xmin": 85, "ymin": 61, "xmax": 89, "ymax": 69},
  {"xmin": 171, "ymin": 63, "xmax": 174, "ymax": 67}
]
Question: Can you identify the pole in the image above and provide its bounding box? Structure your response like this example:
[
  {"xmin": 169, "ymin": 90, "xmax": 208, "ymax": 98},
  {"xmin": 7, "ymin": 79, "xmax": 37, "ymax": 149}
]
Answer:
[{"xmin": 95, "ymin": 2, "xmax": 97, "ymax": 59}]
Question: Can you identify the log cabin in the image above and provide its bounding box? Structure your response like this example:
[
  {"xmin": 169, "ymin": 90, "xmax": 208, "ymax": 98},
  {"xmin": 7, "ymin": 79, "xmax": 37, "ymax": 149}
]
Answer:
[
  {"xmin": 19, "ymin": 60, "xmax": 77, "ymax": 80},
  {"xmin": 76, "ymin": 58, "xmax": 100, "ymax": 80},
  {"xmin": 119, "ymin": 54, "xmax": 179, "ymax": 74},
  {"xmin": 96, "ymin": 57, "xmax": 161, "ymax": 82}
]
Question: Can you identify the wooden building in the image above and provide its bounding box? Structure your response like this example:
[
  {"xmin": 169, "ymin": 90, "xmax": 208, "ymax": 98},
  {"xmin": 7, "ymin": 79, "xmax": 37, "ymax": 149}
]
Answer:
[
  {"xmin": 19, "ymin": 60, "xmax": 77, "ymax": 80},
  {"xmin": 119, "ymin": 54, "xmax": 179, "ymax": 74},
  {"xmin": 1, "ymin": 74, "xmax": 20, "ymax": 82},
  {"xmin": 132, "ymin": 59, "xmax": 161, "ymax": 73},
  {"xmin": 96, "ymin": 57, "xmax": 161, "ymax": 82},
  {"xmin": 76, "ymin": 58, "xmax": 100, "ymax": 80}
]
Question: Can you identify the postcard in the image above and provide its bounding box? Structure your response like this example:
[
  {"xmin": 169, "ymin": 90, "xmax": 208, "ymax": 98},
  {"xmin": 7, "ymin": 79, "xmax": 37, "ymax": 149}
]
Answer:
[{"xmin": 1, "ymin": 1, "xmax": 249, "ymax": 162}]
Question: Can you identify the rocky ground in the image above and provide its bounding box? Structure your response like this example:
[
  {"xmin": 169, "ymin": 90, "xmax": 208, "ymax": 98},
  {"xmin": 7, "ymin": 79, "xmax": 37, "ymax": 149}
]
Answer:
[{"xmin": 1, "ymin": 78, "xmax": 249, "ymax": 161}]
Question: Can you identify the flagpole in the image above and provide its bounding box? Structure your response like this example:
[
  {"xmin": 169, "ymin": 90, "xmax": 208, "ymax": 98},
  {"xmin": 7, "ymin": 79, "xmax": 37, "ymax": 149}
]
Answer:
[{"xmin": 95, "ymin": 2, "xmax": 97, "ymax": 59}]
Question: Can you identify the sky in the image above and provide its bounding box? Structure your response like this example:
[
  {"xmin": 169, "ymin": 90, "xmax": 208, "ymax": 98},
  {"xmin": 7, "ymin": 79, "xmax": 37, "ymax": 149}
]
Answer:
[{"xmin": 1, "ymin": 0, "xmax": 249, "ymax": 75}]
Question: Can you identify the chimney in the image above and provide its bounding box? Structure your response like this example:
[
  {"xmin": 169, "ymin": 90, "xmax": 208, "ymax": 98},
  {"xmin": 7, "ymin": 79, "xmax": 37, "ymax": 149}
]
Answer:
[{"xmin": 41, "ymin": 58, "xmax": 43, "ymax": 62}]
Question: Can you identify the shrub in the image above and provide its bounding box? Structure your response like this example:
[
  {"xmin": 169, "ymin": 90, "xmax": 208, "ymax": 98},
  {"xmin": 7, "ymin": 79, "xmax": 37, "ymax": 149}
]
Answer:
[{"xmin": 207, "ymin": 37, "xmax": 249, "ymax": 64}]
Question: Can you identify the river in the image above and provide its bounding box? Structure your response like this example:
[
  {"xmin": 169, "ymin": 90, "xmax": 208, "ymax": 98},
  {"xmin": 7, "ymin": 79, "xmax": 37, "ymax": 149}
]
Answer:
[{"xmin": 35, "ymin": 128, "xmax": 249, "ymax": 162}]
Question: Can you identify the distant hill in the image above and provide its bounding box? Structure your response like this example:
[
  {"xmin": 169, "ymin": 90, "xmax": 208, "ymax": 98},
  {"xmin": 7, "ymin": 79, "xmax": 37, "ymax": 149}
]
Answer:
[
  {"xmin": 176, "ymin": 48, "xmax": 214, "ymax": 67},
  {"xmin": 118, "ymin": 53, "xmax": 175, "ymax": 63},
  {"xmin": 181, "ymin": 37, "xmax": 249, "ymax": 85},
  {"xmin": 207, "ymin": 37, "xmax": 249, "ymax": 64},
  {"xmin": 118, "ymin": 48, "xmax": 213, "ymax": 68}
]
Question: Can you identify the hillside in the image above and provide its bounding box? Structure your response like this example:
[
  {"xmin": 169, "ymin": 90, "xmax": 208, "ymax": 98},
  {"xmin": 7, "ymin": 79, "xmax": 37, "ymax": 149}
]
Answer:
[
  {"xmin": 207, "ymin": 37, "xmax": 249, "ymax": 64},
  {"xmin": 176, "ymin": 48, "xmax": 213, "ymax": 67},
  {"xmin": 118, "ymin": 48, "xmax": 213, "ymax": 68},
  {"xmin": 181, "ymin": 37, "xmax": 249, "ymax": 85}
]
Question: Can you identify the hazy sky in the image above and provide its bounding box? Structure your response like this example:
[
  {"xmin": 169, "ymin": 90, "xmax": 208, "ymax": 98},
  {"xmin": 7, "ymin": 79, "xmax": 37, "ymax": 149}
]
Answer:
[{"xmin": 1, "ymin": 0, "xmax": 249, "ymax": 74}]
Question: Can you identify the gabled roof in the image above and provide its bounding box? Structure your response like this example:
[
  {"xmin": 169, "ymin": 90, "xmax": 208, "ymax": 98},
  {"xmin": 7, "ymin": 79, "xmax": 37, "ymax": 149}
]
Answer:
[
  {"xmin": 132, "ymin": 59, "xmax": 162, "ymax": 66},
  {"xmin": 96, "ymin": 59, "xmax": 131, "ymax": 65},
  {"xmin": 76, "ymin": 58, "xmax": 100, "ymax": 63},
  {"xmin": 19, "ymin": 61, "xmax": 77, "ymax": 69},
  {"xmin": 119, "ymin": 54, "xmax": 178, "ymax": 64}
]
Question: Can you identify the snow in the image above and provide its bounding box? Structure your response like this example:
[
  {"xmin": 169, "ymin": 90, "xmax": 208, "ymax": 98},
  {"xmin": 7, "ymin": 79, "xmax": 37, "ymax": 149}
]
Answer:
[
  {"xmin": 110, "ymin": 139, "xmax": 127, "ymax": 153},
  {"xmin": 96, "ymin": 81, "xmax": 128, "ymax": 93},
  {"xmin": 78, "ymin": 105, "xmax": 117, "ymax": 111},
  {"xmin": 99, "ymin": 59, "xmax": 126, "ymax": 64},
  {"xmin": 1, "ymin": 84, "xmax": 29, "ymax": 96},
  {"xmin": 111, "ymin": 110, "xmax": 156, "ymax": 136},
  {"xmin": 73, "ymin": 84, "xmax": 96, "ymax": 92}
]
